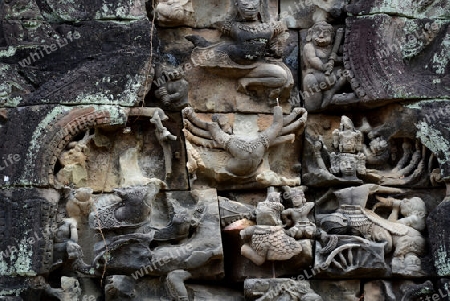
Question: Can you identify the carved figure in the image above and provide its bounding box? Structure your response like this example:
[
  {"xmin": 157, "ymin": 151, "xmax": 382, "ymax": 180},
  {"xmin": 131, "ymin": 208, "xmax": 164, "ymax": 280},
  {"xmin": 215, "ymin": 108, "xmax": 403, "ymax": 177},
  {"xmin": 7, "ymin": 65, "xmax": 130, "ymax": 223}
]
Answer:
[
  {"xmin": 155, "ymin": 0, "xmax": 195, "ymax": 27},
  {"xmin": 182, "ymin": 106, "xmax": 307, "ymax": 178},
  {"xmin": 244, "ymin": 278, "xmax": 322, "ymax": 301},
  {"xmin": 154, "ymin": 69, "xmax": 189, "ymax": 109},
  {"xmin": 187, "ymin": 0, "xmax": 293, "ymax": 101},
  {"xmin": 332, "ymin": 116, "xmax": 363, "ymax": 154},
  {"xmin": 90, "ymin": 179, "xmax": 166, "ymax": 229},
  {"xmin": 152, "ymin": 193, "xmax": 204, "ymax": 242},
  {"xmin": 330, "ymin": 116, "xmax": 366, "ymax": 177},
  {"xmin": 44, "ymin": 277, "xmax": 81, "ymax": 301},
  {"xmin": 281, "ymin": 186, "xmax": 316, "ymax": 239},
  {"xmin": 363, "ymin": 136, "xmax": 389, "ymax": 165},
  {"xmin": 302, "ymin": 21, "xmax": 357, "ymax": 111},
  {"xmin": 53, "ymin": 218, "xmax": 92, "ymax": 275},
  {"xmin": 56, "ymin": 131, "xmax": 93, "ymax": 187},
  {"xmin": 255, "ymin": 170, "xmax": 301, "ymax": 186},
  {"xmin": 240, "ymin": 188, "xmax": 303, "ymax": 265},
  {"xmin": 65, "ymin": 187, "xmax": 94, "ymax": 222},
  {"xmin": 372, "ymin": 195, "xmax": 426, "ymax": 273},
  {"xmin": 151, "ymin": 110, "xmax": 177, "ymax": 180},
  {"xmin": 165, "ymin": 270, "xmax": 192, "ymax": 301},
  {"xmin": 185, "ymin": 140, "xmax": 206, "ymax": 182},
  {"xmin": 319, "ymin": 184, "xmax": 426, "ymax": 275}
]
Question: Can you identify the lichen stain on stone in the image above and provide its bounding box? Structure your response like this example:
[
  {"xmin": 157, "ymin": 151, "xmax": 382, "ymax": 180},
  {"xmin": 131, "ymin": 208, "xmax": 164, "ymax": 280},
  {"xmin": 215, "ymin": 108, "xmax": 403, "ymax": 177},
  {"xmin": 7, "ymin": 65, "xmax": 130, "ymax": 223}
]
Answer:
[
  {"xmin": 416, "ymin": 121, "xmax": 450, "ymax": 166},
  {"xmin": 21, "ymin": 105, "xmax": 129, "ymax": 183},
  {"xmin": 0, "ymin": 235, "xmax": 35, "ymax": 277},
  {"xmin": 432, "ymin": 33, "xmax": 450, "ymax": 75},
  {"xmin": 437, "ymin": 244, "xmax": 450, "ymax": 276}
]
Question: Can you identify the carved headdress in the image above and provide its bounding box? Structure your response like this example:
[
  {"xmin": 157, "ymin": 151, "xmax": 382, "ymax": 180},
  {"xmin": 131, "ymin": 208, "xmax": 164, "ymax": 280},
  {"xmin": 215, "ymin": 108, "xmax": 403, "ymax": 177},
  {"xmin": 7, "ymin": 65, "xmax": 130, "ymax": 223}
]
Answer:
[{"xmin": 228, "ymin": 0, "xmax": 271, "ymax": 23}]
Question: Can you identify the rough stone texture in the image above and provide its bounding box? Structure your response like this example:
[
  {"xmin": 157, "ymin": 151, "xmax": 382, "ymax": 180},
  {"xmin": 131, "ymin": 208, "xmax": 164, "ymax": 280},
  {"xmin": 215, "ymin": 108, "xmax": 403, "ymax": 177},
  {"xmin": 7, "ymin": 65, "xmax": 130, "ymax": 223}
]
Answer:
[
  {"xmin": 0, "ymin": 188, "xmax": 59, "ymax": 276},
  {"xmin": 1, "ymin": 0, "xmax": 450, "ymax": 299},
  {"xmin": 346, "ymin": 0, "xmax": 450, "ymax": 19},
  {"xmin": 344, "ymin": 15, "xmax": 450, "ymax": 106}
]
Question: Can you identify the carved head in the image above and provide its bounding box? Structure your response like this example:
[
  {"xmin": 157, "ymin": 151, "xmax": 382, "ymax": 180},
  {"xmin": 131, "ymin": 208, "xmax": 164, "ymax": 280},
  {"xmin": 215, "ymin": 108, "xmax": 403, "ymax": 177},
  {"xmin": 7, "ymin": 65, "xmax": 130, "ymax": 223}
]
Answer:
[
  {"xmin": 400, "ymin": 197, "xmax": 426, "ymax": 217},
  {"xmin": 339, "ymin": 154, "xmax": 357, "ymax": 178},
  {"xmin": 60, "ymin": 276, "xmax": 81, "ymax": 292},
  {"xmin": 74, "ymin": 187, "xmax": 93, "ymax": 202},
  {"xmin": 236, "ymin": 0, "xmax": 261, "ymax": 21},
  {"xmin": 306, "ymin": 21, "xmax": 333, "ymax": 47},
  {"xmin": 290, "ymin": 187, "xmax": 306, "ymax": 207},
  {"xmin": 369, "ymin": 137, "xmax": 388, "ymax": 155}
]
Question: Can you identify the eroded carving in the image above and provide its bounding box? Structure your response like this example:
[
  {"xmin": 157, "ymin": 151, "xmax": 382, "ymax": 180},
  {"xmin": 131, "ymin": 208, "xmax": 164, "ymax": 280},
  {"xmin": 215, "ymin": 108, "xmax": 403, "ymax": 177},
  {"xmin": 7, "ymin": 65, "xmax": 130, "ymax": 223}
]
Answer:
[
  {"xmin": 56, "ymin": 131, "xmax": 93, "ymax": 187},
  {"xmin": 302, "ymin": 21, "xmax": 357, "ymax": 111},
  {"xmin": 182, "ymin": 106, "xmax": 307, "ymax": 187},
  {"xmin": 154, "ymin": 69, "xmax": 189, "ymax": 109},
  {"xmin": 244, "ymin": 278, "xmax": 322, "ymax": 301},
  {"xmin": 155, "ymin": 0, "xmax": 195, "ymax": 27},
  {"xmin": 317, "ymin": 184, "xmax": 427, "ymax": 276},
  {"xmin": 187, "ymin": 0, "xmax": 294, "ymax": 102},
  {"xmin": 240, "ymin": 187, "xmax": 313, "ymax": 265}
]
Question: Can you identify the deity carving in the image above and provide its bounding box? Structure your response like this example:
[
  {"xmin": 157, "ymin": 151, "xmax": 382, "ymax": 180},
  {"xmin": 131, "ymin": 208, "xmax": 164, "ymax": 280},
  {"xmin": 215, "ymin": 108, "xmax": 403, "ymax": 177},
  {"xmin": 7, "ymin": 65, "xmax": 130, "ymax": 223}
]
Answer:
[
  {"xmin": 240, "ymin": 188, "xmax": 304, "ymax": 265},
  {"xmin": 187, "ymin": 0, "xmax": 294, "ymax": 102},
  {"xmin": 56, "ymin": 131, "xmax": 93, "ymax": 187},
  {"xmin": 317, "ymin": 184, "xmax": 427, "ymax": 276},
  {"xmin": 281, "ymin": 186, "xmax": 316, "ymax": 240},
  {"xmin": 182, "ymin": 106, "xmax": 307, "ymax": 186},
  {"xmin": 304, "ymin": 116, "xmax": 367, "ymax": 186},
  {"xmin": 302, "ymin": 21, "xmax": 357, "ymax": 111},
  {"xmin": 240, "ymin": 187, "xmax": 314, "ymax": 266},
  {"xmin": 65, "ymin": 187, "xmax": 94, "ymax": 223}
]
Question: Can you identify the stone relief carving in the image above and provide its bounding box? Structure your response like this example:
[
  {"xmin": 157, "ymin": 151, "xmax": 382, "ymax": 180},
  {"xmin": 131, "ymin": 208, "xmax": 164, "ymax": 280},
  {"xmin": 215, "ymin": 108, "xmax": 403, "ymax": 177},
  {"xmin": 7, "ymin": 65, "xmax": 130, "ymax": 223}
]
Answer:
[
  {"xmin": 182, "ymin": 106, "xmax": 307, "ymax": 187},
  {"xmin": 56, "ymin": 130, "xmax": 93, "ymax": 187},
  {"xmin": 302, "ymin": 21, "xmax": 357, "ymax": 112},
  {"xmin": 316, "ymin": 184, "xmax": 427, "ymax": 276},
  {"xmin": 186, "ymin": 0, "xmax": 294, "ymax": 103},
  {"xmin": 240, "ymin": 187, "xmax": 313, "ymax": 266},
  {"xmin": 150, "ymin": 110, "xmax": 178, "ymax": 180},
  {"xmin": 303, "ymin": 113, "xmax": 440, "ymax": 188},
  {"xmin": 44, "ymin": 276, "xmax": 81, "ymax": 301},
  {"xmin": 154, "ymin": 69, "xmax": 189, "ymax": 109},
  {"xmin": 155, "ymin": 0, "xmax": 195, "ymax": 27},
  {"xmin": 1, "ymin": 0, "xmax": 449, "ymax": 299},
  {"xmin": 244, "ymin": 278, "xmax": 322, "ymax": 301}
]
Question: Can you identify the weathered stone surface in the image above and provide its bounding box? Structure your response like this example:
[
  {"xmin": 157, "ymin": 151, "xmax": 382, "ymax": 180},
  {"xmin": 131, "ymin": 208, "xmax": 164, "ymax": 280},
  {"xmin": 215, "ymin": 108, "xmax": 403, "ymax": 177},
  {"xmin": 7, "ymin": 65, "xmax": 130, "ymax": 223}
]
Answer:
[
  {"xmin": 244, "ymin": 278, "xmax": 321, "ymax": 300},
  {"xmin": 346, "ymin": 0, "xmax": 450, "ymax": 19},
  {"xmin": 183, "ymin": 108, "xmax": 304, "ymax": 189},
  {"xmin": 0, "ymin": 0, "xmax": 154, "ymax": 108},
  {"xmin": 363, "ymin": 279, "xmax": 450, "ymax": 301},
  {"xmin": 310, "ymin": 280, "xmax": 361, "ymax": 301},
  {"xmin": 1, "ymin": 0, "xmax": 450, "ymax": 299},
  {"xmin": 280, "ymin": 0, "xmax": 347, "ymax": 29},
  {"xmin": 0, "ymin": 188, "xmax": 59, "ymax": 276},
  {"xmin": 105, "ymin": 275, "xmax": 243, "ymax": 301},
  {"xmin": 343, "ymin": 15, "xmax": 450, "ymax": 106},
  {"xmin": 0, "ymin": 106, "xmax": 187, "ymax": 189}
]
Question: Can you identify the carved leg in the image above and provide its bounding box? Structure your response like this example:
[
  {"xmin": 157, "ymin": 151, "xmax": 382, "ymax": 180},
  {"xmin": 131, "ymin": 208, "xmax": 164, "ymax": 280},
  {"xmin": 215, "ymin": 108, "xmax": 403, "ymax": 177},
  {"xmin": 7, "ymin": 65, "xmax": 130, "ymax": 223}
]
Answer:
[
  {"xmin": 241, "ymin": 244, "xmax": 266, "ymax": 265},
  {"xmin": 302, "ymin": 74, "xmax": 323, "ymax": 111},
  {"xmin": 166, "ymin": 270, "xmax": 192, "ymax": 301},
  {"xmin": 238, "ymin": 64, "xmax": 288, "ymax": 94}
]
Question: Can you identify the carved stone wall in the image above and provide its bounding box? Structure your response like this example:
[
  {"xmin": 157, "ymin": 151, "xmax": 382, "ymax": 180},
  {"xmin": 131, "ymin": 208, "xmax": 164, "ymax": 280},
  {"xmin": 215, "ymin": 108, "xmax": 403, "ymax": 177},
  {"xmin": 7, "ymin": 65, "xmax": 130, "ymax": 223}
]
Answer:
[{"xmin": 0, "ymin": 0, "xmax": 450, "ymax": 300}]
